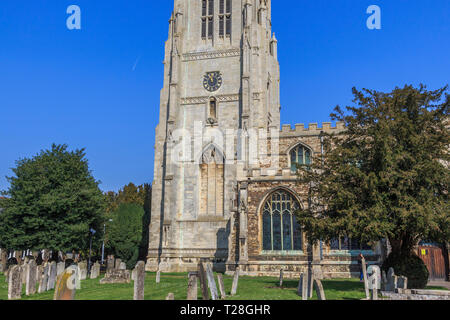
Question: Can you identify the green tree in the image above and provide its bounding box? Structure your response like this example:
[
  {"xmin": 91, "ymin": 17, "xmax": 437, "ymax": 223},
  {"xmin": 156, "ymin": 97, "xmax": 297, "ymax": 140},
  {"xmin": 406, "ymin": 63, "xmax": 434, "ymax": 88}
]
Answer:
[
  {"xmin": 0, "ymin": 144, "xmax": 105, "ymax": 253},
  {"xmin": 108, "ymin": 203, "xmax": 145, "ymax": 269},
  {"xmin": 296, "ymin": 85, "xmax": 449, "ymax": 288}
]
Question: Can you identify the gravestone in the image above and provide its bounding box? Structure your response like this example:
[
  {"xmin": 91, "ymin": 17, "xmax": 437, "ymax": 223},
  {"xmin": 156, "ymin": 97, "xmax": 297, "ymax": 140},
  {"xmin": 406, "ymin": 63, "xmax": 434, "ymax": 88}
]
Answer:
[
  {"xmin": 361, "ymin": 257, "xmax": 370, "ymax": 299},
  {"xmin": 198, "ymin": 262, "xmax": 209, "ymax": 300},
  {"xmin": 313, "ymin": 279, "xmax": 326, "ymax": 300},
  {"xmin": 231, "ymin": 267, "xmax": 240, "ymax": 296},
  {"xmin": 205, "ymin": 263, "xmax": 219, "ymax": 300},
  {"xmin": 133, "ymin": 261, "xmax": 145, "ymax": 300},
  {"xmin": 47, "ymin": 261, "xmax": 57, "ymax": 290},
  {"xmin": 38, "ymin": 263, "xmax": 49, "ymax": 293},
  {"xmin": 381, "ymin": 270, "xmax": 387, "ymax": 291},
  {"xmin": 115, "ymin": 259, "xmax": 122, "ymax": 270},
  {"xmin": 36, "ymin": 265, "xmax": 43, "ymax": 286},
  {"xmin": 25, "ymin": 260, "xmax": 37, "ymax": 296},
  {"xmin": 297, "ymin": 272, "xmax": 309, "ymax": 300},
  {"xmin": 187, "ymin": 272, "xmax": 199, "ymax": 300},
  {"xmin": 107, "ymin": 255, "xmax": 115, "ymax": 271},
  {"xmin": 119, "ymin": 262, "xmax": 127, "ymax": 270},
  {"xmin": 385, "ymin": 267, "xmax": 396, "ymax": 291},
  {"xmin": 217, "ymin": 274, "xmax": 226, "ymax": 299},
  {"xmin": 166, "ymin": 293, "xmax": 175, "ymax": 300},
  {"xmin": 279, "ymin": 269, "xmax": 284, "ymax": 287},
  {"xmin": 367, "ymin": 265, "xmax": 381, "ymax": 300},
  {"xmin": 57, "ymin": 262, "xmax": 65, "ymax": 277},
  {"xmin": 8, "ymin": 265, "xmax": 22, "ymax": 300},
  {"xmin": 78, "ymin": 261, "xmax": 88, "ymax": 280},
  {"xmin": 14, "ymin": 251, "xmax": 22, "ymax": 265},
  {"xmin": 99, "ymin": 269, "xmax": 131, "ymax": 284},
  {"xmin": 21, "ymin": 263, "xmax": 27, "ymax": 285},
  {"xmin": 0, "ymin": 249, "xmax": 7, "ymax": 273},
  {"xmin": 54, "ymin": 266, "xmax": 77, "ymax": 300},
  {"xmin": 156, "ymin": 269, "xmax": 161, "ymax": 283},
  {"xmin": 397, "ymin": 276, "xmax": 408, "ymax": 290},
  {"xmin": 90, "ymin": 262, "xmax": 100, "ymax": 279}
]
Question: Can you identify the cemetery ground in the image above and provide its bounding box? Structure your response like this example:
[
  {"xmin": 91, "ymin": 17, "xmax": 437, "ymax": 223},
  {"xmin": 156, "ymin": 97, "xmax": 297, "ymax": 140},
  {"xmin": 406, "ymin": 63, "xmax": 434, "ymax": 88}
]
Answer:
[{"xmin": 0, "ymin": 271, "xmax": 447, "ymax": 300}]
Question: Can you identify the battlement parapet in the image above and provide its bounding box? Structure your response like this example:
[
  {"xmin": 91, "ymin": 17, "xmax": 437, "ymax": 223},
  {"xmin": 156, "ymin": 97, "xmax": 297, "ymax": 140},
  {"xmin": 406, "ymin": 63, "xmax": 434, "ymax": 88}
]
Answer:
[{"xmin": 280, "ymin": 122, "xmax": 345, "ymax": 137}]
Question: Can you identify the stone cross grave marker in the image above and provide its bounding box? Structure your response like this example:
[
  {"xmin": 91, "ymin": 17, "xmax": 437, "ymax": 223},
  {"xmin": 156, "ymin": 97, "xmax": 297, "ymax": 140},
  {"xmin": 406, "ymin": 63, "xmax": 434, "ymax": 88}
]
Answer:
[
  {"xmin": 8, "ymin": 265, "xmax": 22, "ymax": 300},
  {"xmin": 198, "ymin": 262, "xmax": 209, "ymax": 300},
  {"xmin": 54, "ymin": 266, "xmax": 77, "ymax": 300},
  {"xmin": 187, "ymin": 272, "xmax": 199, "ymax": 300},
  {"xmin": 38, "ymin": 263, "xmax": 49, "ymax": 293},
  {"xmin": 47, "ymin": 261, "xmax": 57, "ymax": 290},
  {"xmin": 25, "ymin": 260, "xmax": 37, "ymax": 296},
  {"xmin": 313, "ymin": 279, "xmax": 326, "ymax": 300},
  {"xmin": 205, "ymin": 263, "xmax": 219, "ymax": 300},
  {"xmin": 231, "ymin": 267, "xmax": 240, "ymax": 296},
  {"xmin": 217, "ymin": 274, "xmax": 226, "ymax": 299},
  {"xmin": 133, "ymin": 261, "xmax": 145, "ymax": 300}
]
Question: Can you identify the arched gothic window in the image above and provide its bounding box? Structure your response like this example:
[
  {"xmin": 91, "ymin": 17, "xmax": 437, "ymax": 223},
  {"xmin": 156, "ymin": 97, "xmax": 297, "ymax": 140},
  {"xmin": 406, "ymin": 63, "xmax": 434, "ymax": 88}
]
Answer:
[
  {"xmin": 200, "ymin": 145, "xmax": 224, "ymax": 216},
  {"xmin": 290, "ymin": 145, "xmax": 312, "ymax": 172},
  {"xmin": 262, "ymin": 190, "xmax": 302, "ymax": 251}
]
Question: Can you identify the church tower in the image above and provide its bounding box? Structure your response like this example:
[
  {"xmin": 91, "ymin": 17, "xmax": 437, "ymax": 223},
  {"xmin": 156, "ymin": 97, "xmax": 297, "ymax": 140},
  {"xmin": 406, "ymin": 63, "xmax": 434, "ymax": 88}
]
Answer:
[{"xmin": 147, "ymin": 0, "xmax": 280, "ymax": 272}]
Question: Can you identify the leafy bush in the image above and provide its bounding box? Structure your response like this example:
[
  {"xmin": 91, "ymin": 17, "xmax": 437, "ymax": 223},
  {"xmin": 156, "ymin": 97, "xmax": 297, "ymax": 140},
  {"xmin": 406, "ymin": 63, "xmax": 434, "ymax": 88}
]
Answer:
[
  {"xmin": 382, "ymin": 253, "xmax": 429, "ymax": 289},
  {"xmin": 108, "ymin": 203, "xmax": 145, "ymax": 269}
]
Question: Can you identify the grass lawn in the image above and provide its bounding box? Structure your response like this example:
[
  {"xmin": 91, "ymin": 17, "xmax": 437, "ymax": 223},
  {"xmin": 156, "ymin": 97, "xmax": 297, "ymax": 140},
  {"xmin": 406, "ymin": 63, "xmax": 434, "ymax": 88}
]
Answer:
[{"xmin": 0, "ymin": 271, "xmax": 373, "ymax": 300}]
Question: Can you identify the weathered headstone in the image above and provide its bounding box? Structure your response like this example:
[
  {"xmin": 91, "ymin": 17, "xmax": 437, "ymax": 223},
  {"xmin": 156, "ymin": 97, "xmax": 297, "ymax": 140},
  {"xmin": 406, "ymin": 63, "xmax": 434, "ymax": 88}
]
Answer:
[
  {"xmin": 14, "ymin": 251, "xmax": 22, "ymax": 265},
  {"xmin": 217, "ymin": 274, "xmax": 226, "ymax": 299},
  {"xmin": 279, "ymin": 269, "xmax": 284, "ymax": 287},
  {"xmin": 205, "ymin": 263, "xmax": 219, "ymax": 300},
  {"xmin": 25, "ymin": 260, "xmax": 37, "ymax": 296},
  {"xmin": 198, "ymin": 262, "xmax": 209, "ymax": 300},
  {"xmin": 156, "ymin": 269, "xmax": 161, "ymax": 283},
  {"xmin": 361, "ymin": 257, "xmax": 370, "ymax": 299},
  {"xmin": 231, "ymin": 267, "xmax": 240, "ymax": 296},
  {"xmin": 99, "ymin": 269, "xmax": 131, "ymax": 284},
  {"xmin": 166, "ymin": 293, "xmax": 175, "ymax": 300},
  {"xmin": 38, "ymin": 263, "xmax": 49, "ymax": 293},
  {"xmin": 367, "ymin": 265, "xmax": 381, "ymax": 300},
  {"xmin": 0, "ymin": 249, "xmax": 7, "ymax": 273},
  {"xmin": 313, "ymin": 279, "xmax": 326, "ymax": 300},
  {"xmin": 133, "ymin": 261, "xmax": 145, "ymax": 300},
  {"xmin": 119, "ymin": 262, "xmax": 127, "ymax": 270},
  {"xmin": 385, "ymin": 267, "xmax": 396, "ymax": 291},
  {"xmin": 90, "ymin": 262, "xmax": 100, "ymax": 279},
  {"xmin": 107, "ymin": 255, "xmax": 115, "ymax": 271},
  {"xmin": 21, "ymin": 263, "xmax": 27, "ymax": 284},
  {"xmin": 397, "ymin": 276, "xmax": 408, "ymax": 290},
  {"xmin": 297, "ymin": 272, "xmax": 309, "ymax": 300},
  {"xmin": 77, "ymin": 261, "xmax": 88, "ymax": 281},
  {"xmin": 8, "ymin": 265, "xmax": 22, "ymax": 300},
  {"xmin": 47, "ymin": 261, "xmax": 57, "ymax": 290},
  {"xmin": 187, "ymin": 272, "xmax": 199, "ymax": 300},
  {"xmin": 381, "ymin": 270, "xmax": 387, "ymax": 291},
  {"xmin": 57, "ymin": 262, "xmax": 65, "ymax": 277},
  {"xmin": 54, "ymin": 266, "xmax": 77, "ymax": 300},
  {"xmin": 115, "ymin": 258, "xmax": 122, "ymax": 270}
]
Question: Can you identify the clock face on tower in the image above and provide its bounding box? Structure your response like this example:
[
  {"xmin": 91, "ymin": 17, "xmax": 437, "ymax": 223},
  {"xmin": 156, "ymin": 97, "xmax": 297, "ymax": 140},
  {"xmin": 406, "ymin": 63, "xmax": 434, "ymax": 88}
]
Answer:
[{"xmin": 203, "ymin": 71, "xmax": 223, "ymax": 92}]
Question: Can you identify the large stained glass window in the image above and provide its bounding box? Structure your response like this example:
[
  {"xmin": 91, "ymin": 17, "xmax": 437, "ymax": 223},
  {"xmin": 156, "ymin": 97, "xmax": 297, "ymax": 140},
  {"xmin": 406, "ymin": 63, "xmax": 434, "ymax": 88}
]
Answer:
[{"xmin": 262, "ymin": 190, "xmax": 302, "ymax": 251}]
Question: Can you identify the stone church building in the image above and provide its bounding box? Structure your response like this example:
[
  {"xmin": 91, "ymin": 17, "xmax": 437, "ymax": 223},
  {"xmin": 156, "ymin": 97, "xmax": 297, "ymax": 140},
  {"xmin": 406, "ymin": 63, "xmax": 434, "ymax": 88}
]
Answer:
[{"xmin": 147, "ymin": 0, "xmax": 382, "ymax": 278}]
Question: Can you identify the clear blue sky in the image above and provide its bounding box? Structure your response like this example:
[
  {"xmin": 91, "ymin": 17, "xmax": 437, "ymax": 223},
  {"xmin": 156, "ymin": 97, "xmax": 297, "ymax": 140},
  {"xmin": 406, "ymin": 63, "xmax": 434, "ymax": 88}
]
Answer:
[{"xmin": 1, "ymin": 0, "xmax": 449, "ymax": 192}]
